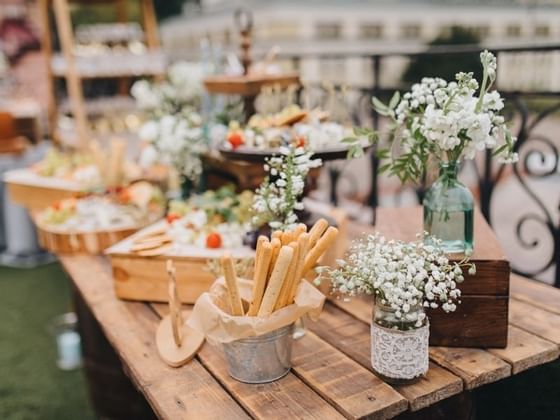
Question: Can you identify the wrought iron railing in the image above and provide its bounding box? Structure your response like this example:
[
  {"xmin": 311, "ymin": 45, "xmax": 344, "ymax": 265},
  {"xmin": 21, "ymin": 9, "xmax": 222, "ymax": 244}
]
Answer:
[{"xmin": 278, "ymin": 43, "xmax": 560, "ymax": 286}]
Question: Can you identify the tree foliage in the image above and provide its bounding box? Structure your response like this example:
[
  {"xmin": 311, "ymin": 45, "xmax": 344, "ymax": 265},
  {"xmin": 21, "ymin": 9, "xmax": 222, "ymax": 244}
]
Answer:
[{"xmin": 403, "ymin": 26, "xmax": 482, "ymax": 84}]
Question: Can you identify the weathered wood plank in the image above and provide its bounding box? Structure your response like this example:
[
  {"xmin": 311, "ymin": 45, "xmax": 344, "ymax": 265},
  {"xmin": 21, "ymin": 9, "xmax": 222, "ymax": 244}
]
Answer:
[
  {"xmin": 60, "ymin": 256, "xmax": 249, "ymax": 420},
  {"xmin": 509, "ymin": 298, "xmax": 560, "ymax": 344},
  {"xmin": 428, "ymin": 347, "xmax": 511, "ymax": 390},
  {"xmin": 511, "ymin": 274, "xmax": 560, "ymax": 315},
  {"xmin": 151, "ymin": 304, "xmax": 345, "ymax": 420},
  {"xmin": 307, "ymin": 303, "xmax": 463, "ymax": 412},
  {"xmin": 292, "ymin": 331, "xmax": 408, "ymax": 420},
  {"xmin": 488, "ymin": 325, "xmax": 560, "ymax": 374}
]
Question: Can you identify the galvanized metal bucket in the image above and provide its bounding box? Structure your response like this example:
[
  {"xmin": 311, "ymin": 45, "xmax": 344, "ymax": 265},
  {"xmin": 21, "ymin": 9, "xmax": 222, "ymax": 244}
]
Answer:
[{"xmin": 223, "ymin": 324, "xmax": 294, "ymax": 384}]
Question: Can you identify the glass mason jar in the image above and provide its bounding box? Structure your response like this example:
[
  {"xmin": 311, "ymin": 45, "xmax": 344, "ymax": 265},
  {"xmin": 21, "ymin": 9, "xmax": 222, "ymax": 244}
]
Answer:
[
  {"xmin": 371, "ymin": 302, "xmax": 429, "ymax": 385},
  {"xmin": 423, "ymin": 161, "xmax": 474, "ymax": 254}
]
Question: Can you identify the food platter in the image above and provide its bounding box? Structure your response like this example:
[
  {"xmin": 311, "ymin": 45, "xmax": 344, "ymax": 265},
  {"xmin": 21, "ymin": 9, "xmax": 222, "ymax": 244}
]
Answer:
[{"xmin": 218, "ymin": 143, "xmax": 370, "ymax": 163}]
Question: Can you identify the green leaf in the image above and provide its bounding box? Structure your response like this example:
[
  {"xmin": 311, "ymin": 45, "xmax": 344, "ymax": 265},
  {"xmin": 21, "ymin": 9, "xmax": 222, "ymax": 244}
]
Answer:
[
  {"xmin": 372, "ymin": 97, "xmax": 388, "ymax": 111},
  {"xmin": 353, "ymin": 127, "xmax": 372, "ymax": 136},
  {"xmin": 341, "ymin": 137, "xmax": 358, "ymax": 144},
  {"xmin": 347, "ymin": 145, "xmax": 365, "ymax": 159},
  {"xmin": 389, "ymin": 91, "xmax": 401, "ymax": 109},
  {"xmin": 374, "ymin": 108, "xmax": 392, "ymax": 117},
  {"xmin": 492, "ymin": 144, "xmax": 508, "ymax": 156},
  {"xmin": 378, "ymin": 163, "xmax": 392, "ymax": 173}
]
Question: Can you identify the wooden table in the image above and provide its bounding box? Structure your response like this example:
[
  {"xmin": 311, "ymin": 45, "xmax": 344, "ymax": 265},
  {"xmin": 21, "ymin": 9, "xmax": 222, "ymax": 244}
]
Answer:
[{"xmin": 59, "ymin": 224, "xmax": 560, "ymax": 419}]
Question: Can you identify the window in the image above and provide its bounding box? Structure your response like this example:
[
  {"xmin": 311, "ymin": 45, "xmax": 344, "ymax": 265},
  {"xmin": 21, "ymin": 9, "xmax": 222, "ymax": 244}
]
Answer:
[
  {"xmin": 401, "ymin": 24, "xmax": 421, "ymax": 40},
  {"xmin": 470, "ymin": 25, "xmax": 490, "ymax": 39},
  {"xmin": 506, "ymin": 24, "xmax": 521, "ymax": 37},
  {"xmin": 535, "ymin": 25, "xmax": 550, "ymax": 37},
  {"xmin": 360, "ymin": 23, "xmax": 383, "ymax": 39},
  {"xmin": 264, "ymin": 22, "xmax": 300, "ymax": 40},
  {"xmin": 316, "ymin": 23, "xmax": 341, "ymax": 39}
]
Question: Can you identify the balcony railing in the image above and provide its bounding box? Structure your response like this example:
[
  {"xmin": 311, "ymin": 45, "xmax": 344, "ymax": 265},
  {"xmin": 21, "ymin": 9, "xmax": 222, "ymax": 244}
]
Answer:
[{"xmin": 274, "ymin": 43, "xmax": 560, "ymax": 286}]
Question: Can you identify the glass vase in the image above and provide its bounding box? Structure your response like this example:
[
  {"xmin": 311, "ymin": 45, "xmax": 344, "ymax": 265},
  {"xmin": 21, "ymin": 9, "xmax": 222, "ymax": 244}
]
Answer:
[
  {"xmin": 423, "ymin": 162, "xmax": 474, "ymax": 254},
  {"xmin": 371, "ymin": 302, "xmax": 429, "ymax": 385}
]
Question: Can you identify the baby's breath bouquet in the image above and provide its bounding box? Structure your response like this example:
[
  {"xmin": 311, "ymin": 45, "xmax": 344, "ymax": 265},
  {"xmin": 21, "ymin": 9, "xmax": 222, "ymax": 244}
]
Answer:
[
  {"xmin": 252, "ymin": 146, "xmax": 322, "ymax": 230},
  {"xmin": 317, "ymin": 233, "xmax": 475, "ymax": 330},
  {"xmin": 318, "ymin": 232, "xmax": 475, "ymax": 384}
]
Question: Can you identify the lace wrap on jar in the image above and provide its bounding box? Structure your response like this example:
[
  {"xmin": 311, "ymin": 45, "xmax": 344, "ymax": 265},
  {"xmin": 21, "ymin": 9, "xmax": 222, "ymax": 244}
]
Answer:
[{"xmin": 370, "ymin": 321, "xmax": 429, "ymax": 381}]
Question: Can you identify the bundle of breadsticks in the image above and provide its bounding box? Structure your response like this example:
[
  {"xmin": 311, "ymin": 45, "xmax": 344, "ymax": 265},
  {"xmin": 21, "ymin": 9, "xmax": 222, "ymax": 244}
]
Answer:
[
  {"xmin": 186, "ymin": 219, "xmax": 336, "ymax": 343},
  {"xmin": 221, "ymin": 219, "xmax": 338, "ymax": 317}
]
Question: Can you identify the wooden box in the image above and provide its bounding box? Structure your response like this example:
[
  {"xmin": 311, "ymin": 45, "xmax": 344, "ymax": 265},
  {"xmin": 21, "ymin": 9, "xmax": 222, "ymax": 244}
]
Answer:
[
  {"xmin": 105, "ymin": 221, "xmax": 256, "ymax": 304},
  {"xmin": 107, "ymin": 205, "xmax": 348, "ymax": 304},
  {"xmin": 374, "ymin": 207, "xmax": 510, "ymax": 348}
]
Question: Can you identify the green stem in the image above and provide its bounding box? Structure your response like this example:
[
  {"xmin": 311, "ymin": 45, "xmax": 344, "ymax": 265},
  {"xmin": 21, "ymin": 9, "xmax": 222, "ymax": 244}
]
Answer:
[{"xmin": 476, "ymin": 68, "xmax": 489, "ymax": 113}]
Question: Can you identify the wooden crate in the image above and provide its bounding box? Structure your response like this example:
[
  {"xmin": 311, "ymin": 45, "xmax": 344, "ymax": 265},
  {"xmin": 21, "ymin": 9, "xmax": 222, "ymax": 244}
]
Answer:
[
  {"xmin": 107, "ymin": 206, "xmax": 348, "ymax": 304},
  {"xmin": 106, "ymin": 221, "xmax": 255, "ymax": 304},
  {"xmin": 371, "ymin": 207, "xmax": 510, "ymax": 348}
]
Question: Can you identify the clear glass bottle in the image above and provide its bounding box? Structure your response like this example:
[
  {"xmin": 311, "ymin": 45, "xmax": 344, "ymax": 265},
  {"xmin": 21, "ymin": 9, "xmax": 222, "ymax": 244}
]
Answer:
[
  {"xmin": 371, "ymin": 303, "xmax": 429, "ymax": 385},
  {"xmin": 423, "ymin": 162, "xmax": 474, "ymax": 254}
]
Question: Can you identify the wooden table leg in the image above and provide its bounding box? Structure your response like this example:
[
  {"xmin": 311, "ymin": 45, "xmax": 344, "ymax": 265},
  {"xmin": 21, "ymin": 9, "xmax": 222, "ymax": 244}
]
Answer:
[
  {"xmin": 72, "ymin": 285, "xmax": 156, "ymax": 420},
  {"xmin": 396, "ymin": 391, "xmax": 476, "ymax": 420}
]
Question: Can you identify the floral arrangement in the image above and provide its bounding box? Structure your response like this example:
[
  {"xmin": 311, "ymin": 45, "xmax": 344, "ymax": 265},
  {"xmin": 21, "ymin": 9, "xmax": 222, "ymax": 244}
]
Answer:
[
  {"xmin": 316, "ymin": 233, "xmax": 475, "ymax": 329},
  {"xmin": 252, "ymin": 146, "xmax": 322, "ymax": 230},
  {"xmin": 132, "ymin": 61, "xmax": 207, "ymax": 182},
  {"xmin": 347, "ymin": 50, "xmax": 518, "ymax": 183},
  {"xmin": 131, "ymin": 61, "xmax": 204, "ymax": 115},
  {"xmin": 138, "ymin": 111, "xmax": 206, "ymax": 182}
]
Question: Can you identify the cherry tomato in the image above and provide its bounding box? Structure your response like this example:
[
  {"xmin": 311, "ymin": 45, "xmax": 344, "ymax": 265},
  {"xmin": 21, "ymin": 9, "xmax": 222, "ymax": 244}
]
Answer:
[
  {"xmin": 206, "ymin": 232, "xmax": 222, "ymax": 249},
  {"xmin": 166, "ymin": 213, "xmax": 181, "ymax": 224},
  {"xmin": 227, "ymin": 132, "xmax": 244, "ymax": 149},
  {"xmin": 296, "ymin": 135, "xmax": 306, "ymax": 148},
  {"xmin": 118, "ymin": 190, "xmax": 131, "ymax": 203}
]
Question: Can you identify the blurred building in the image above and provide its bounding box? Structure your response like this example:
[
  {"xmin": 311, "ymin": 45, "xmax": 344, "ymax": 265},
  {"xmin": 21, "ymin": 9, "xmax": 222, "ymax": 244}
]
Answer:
[{"xmin": 162, "ymin": 0, "xmax": 560, "ymax": 90}]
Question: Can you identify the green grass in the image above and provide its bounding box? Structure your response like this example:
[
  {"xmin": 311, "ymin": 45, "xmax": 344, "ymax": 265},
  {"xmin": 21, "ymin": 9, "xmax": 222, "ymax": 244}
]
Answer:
[
  {"xmin": 1, "ymin": 262, "xmax": 560, "ymax": 419},
  {"xmin": 0, "ymin": 263, "xmax": 94, "ymax": 420}
]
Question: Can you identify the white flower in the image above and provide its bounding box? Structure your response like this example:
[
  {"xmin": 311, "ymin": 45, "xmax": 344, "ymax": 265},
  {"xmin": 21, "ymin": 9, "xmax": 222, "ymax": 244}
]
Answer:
[
  {"xmin": 131, "ymin": 80, "xmax": 159, "ymax": 109},
  {"xmin": 139, "ymin": 145, "xmax": 159, "ymax": 167},
  {"xmin": 316, "ymin": 232, "xmax": 475, "ymax": 330},
  {"xmin": 138, "ymin": 121, "xmax": 159, "ymax": 142}
]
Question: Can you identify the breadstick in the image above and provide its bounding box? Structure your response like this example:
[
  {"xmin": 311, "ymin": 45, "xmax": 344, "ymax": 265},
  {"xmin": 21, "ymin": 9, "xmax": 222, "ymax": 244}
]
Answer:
[
  {"xmin": 275, "ymin": 241, "xmax": 299, "ymax": 310},
  {"xmin": 221, "ymin": 254, "xmax": 244, "ymax": 316},
  {"xmin": 294, "ymin": 223, "xmax": 307, "ymax": 238},
  {"xmin": 248, "ymin": 241, "xmax": 273, "ymax": 316},
  {"xmin": 254, "ymin": 235, "xmax": 268, "ymax": 262},
  {"xmin": 287, "ymin": 233, "xmax": 309, "ymax": 303},
  {"xmin": 281, "ymin": 231, "xmax": 293, "ymax": 245},
  {"xmin": 308, "ymin": 218, "xmax": 329, "ymax": 249},
  {"xmin": 267, "ymin": 238, "xmax": 282, "ymax": 280},
  {"xmin": 303, "ymin": 227, "xmax": 339, "ymax": 275},
  {"xmin": 271, "ymin": 230, "xmax": 282, "ymax": 241},
  {"xmin": 258, "ymin": 246, "xmax": 295, "ymax": 316}
]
